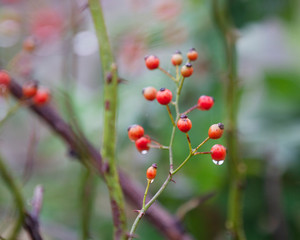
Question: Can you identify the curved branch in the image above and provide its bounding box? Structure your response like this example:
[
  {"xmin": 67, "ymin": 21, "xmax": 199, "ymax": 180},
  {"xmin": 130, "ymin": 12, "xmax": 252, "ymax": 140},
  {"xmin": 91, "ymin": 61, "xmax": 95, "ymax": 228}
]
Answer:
[{"xmin": 9, "ymin": 79, "xmax": 193, "ymax": 240}]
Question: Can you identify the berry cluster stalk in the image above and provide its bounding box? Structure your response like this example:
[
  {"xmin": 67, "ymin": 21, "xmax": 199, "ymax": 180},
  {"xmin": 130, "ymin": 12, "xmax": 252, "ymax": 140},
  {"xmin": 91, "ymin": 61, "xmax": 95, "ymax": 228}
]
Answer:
[
  {"xmin": 88, "ymin": 0, "xmax": 127, "ymax": 239},
  {"xmin": 213, "ymin": 0, "xmax": 246, "ymax": 239},
  {"xmin": 129, "ymin": 63, "xmax": 212, "ymax": 239}
]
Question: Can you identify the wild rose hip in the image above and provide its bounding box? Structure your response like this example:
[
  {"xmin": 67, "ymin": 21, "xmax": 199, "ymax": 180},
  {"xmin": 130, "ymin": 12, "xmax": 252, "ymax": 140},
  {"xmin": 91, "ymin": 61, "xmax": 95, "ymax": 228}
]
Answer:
[
  {"xmin": 197, "ymin": 95, "xmax": 214, "ymax": 110},
  {"xmin": 210, "ymin": 144, "xmax": 226, "ymax": 161},
  {"xmin": 181, "ymin": 63, "xmax": 193, "ymax": 77},
  {"xmin": 187, "ymin": 48, "xmax": 198, "ymax": 61},
  {"xmin": 208, "ymin": 123, "xmax": 224, "ymax": 139},
  {"xmin": 177, "ymin": 115, "xmax": 192, "ymax": 133},
  {"xmin": 146, "ymin": 163, "xmax": 157, "ymax": 180},
  {"xmin": 135, "ymin": 136, "xmax": 151, "ymax": 153},
  {"xmin": 142, "ymin": 87, "xmax": 157, "ymax": 101},
  {"xmin": 171, "ymin": 51, "xmax": 183, "ymax": 66},
  {"xmin": 33, "ymin": 88, "xmax": 50, "ymax": 105},
  {"xmin": 22, "ymin": 80, "xmax": 38, "ymax": 98},
  {"xmin": 128, "ymin": 124, "xmax": 144, "ymax": 141},
  {"xmin": 145, "ymin": 55, "xmax": 159, "ymax": 70},
  {"xmin": 156, "ymin": 88, "xmax": 172, "ymax": 105},
  {"xmin": 0, "ymin": 70, "xmax": 11, "ymax": 87}
]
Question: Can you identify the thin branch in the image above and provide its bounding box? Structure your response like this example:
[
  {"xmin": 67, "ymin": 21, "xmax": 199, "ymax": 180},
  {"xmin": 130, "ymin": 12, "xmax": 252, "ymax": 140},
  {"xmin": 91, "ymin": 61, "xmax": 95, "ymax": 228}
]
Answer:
[{"xmin": 8, "ymin": 79, "xmax": 192, "ymax": 240}]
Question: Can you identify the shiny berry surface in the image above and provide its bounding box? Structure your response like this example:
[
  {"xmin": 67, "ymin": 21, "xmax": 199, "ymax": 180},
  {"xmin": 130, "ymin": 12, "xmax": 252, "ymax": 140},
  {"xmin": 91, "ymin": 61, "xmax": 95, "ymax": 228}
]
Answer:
[
  {"xmin": 135, "ymin": 137, "xmax": 151, "ymax": 152},
  {"xmin": 145, "ymin": 55, "xmax": 159, "ymax": 70},
  {"xmin": 156, "ymin": 88, "xmax": 172, "ymax": 105},
  {"xmin": 187, "ymin": 48, "xmax": 198, "ymax": 61},
  {"xmin": 143, "ymin": 87, "xmax": 157, "ymax": 101},
  {"xmin": 146, "ymin": 163, "xmax": 157, "ymax": 180},
  {"xmin": 128, "ymin": 124, "xmax": 144, "ymax": 141},
  {"xmin": 211, "ymin": 144, "xmax": 226, "ymax": 161},
  {"xmin": 171, "ymin": 51, "xmax": 183, "ymax": 66},
  {"xmin": 208, "ymin": 123, "xmax": 224, "ymax": 139},
  {"xmin": 181, "ymin": 63, "xmax": 193, "ymax": 77},
  {"xmin": 177, "ymin": 115, "xmax": 192, "ymax": 133},
  {"xmin": 197, "ymin": 95, "xmax": 214, "ymax": 110}
]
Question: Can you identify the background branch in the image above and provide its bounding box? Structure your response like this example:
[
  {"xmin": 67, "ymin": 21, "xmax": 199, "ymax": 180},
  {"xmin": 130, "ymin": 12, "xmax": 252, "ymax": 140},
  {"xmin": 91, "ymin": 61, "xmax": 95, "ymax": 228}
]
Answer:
[{"xmin": 9, "ymin": 79, "xmax": 193, "ymax": 240}]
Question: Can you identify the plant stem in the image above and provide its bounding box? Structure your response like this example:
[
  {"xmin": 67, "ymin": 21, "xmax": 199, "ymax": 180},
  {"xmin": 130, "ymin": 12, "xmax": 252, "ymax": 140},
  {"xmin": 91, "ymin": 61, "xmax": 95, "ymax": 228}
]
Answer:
[
  {"xmin": 0, "ymin": 102, "xmax": 22, "ymax": 129},
  {"xmin": 182, "ymin": 104, "xmax": 198, "ymax": 115},
  {"xmin": 158, "ymin": 67, "xmax": 177, "ymax": 82},
  {"xmin": 142, "ymin": 179, "xmax": 151, "ymax": 209},
  {"xmin": 79, "ymin": 167, "xmax": 97, "ymax": 240},
  {"xmin": 186, "ymin": 133, "xmax": 192, "ymax": 153},
  {"xmin": 0, "ymin": 154, "xmax": 25, "ymax": 240},
  {"xmin": 177, "ymin": 76, "xmax": 186, "ymax": 95},
  {"xmin": 212, "ymin": 0, "xmax": 246, "ymax": 239},
  {"xmin": 193, "ymin": 137, "xmax": 210, "ymax": 153},
  {"xmin": 88, "ymin": 0, "xmax": 127, "ymax": 239},
  {"xmin": 166, "ymin": 105, "xmax": 175, "ymax": 126}
]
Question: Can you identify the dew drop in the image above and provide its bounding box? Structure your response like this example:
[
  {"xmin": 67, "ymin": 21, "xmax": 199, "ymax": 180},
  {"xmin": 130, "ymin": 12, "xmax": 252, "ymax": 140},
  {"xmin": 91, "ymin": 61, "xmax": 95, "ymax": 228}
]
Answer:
[
  {"xmin": 150, "ymin": 179, "xmax": 154, "ymax": 183},
  {"xmin": 212, "ymin": 159, "xmax": 224, "ymax": 165},
  {"xmin": 141, "ymin": 150, "xmax": 148, "ymax": 155}
]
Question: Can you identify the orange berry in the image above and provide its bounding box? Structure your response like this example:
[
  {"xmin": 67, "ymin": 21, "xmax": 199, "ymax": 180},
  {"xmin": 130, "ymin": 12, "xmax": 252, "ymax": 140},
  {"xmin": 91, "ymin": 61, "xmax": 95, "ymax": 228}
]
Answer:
[
  {"xmin": 187, "ymin": 48, "xmax": 198, "ymax": 61},
  {"xmin": 197, "ymin": 95, "xmax": 214, "ymax": 110},
  {"xmin": 171, "ymin": 50, "xmax": 183, "ymax": 66},
  {"xmin": 181, "ymin": 63, "xmax": 193, "ymax": 77},
  {"xmin": 128, "ymin": 124, "xmax": 144, "ymax": 141},
  {"xmin": 0, "ymin": 70, "xmax": 11, "ymax": 87},
  {"xmin": 211, "ymin": 144, "xmax": 226, "ymax": 161},
  {"xmin": 208, "ymin": 123, "xmax": 224, "ymax": 139},
  {"xmin": 135, "ymin": 136, "xmax": 151, "ymax": 153},
  {"xmin": 142, "ymin": 87, "xmax": 157, "ymax": 101},
  {"xmin": 156, "ymin": 88, "xmax": 172, "ymax": 105},
  {"xmin": 22, "ymin": 80, "xmax": 38, "ymax": 98},
  {"xmin": 146, "ymin": 163, "xmax": 157, "ymax": 180}
]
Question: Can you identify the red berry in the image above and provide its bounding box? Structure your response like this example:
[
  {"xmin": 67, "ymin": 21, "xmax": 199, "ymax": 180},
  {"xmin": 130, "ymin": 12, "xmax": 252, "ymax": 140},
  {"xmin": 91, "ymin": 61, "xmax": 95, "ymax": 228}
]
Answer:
[
  {"xmin": 33, "ymin": 88, "xmax": 50, "ymax": 105},
  {"xmin": 197, "ymin": 95, "xmax": 214, "ymax": 110},
  {"xmin": 187, "ymin": 48, "xmax": 198, "ymax": 61},
  {"xmin": 156, "ymin": 88, "xmax": 172, "ymax": 105},
  {"xmin": 181, "ymin": 63, "xmax": 193, "ymax": 77},
  {"xmin": 0, "ymin": 70, "xmax": 11, "ymax": 87},
  {"xmin": 208, "ymin": 123, "xmax": 224, "ymax": 139},
  {"xmin": 177, "ymin": 115, "xmax": 192, "ymax": 133},
  {"xmin": 210, "ymin": 144, "xmax": 226, "ymax": 161},
  {"xmin": 128, "ymin": 124, "xmax": 144, "ymax": 141},
  {"xmin": 145, "ymin": 55, "xmax": 159, "ymax": 70},
  {"xmin": 146, "ymin": 163, "xmax": 157, "ymax": 180},
  {"xmin": 142, "ymin": 87, "xmax": 157, "ymax": 101},
  {"xmin": 22, "ymin": 80, "xmax": 38, "ymax": 98},
  {"xmin": 135, "ymin": 136, "xmax": 151, "ymax": 153},
  {"xmin": 171, "ymin": 51, "xmax": 183, "ymax": 66}
]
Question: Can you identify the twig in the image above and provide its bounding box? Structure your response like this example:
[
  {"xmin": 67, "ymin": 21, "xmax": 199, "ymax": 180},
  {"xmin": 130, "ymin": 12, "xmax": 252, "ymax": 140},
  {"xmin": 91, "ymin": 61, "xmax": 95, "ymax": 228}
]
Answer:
[{"xmin": 8, "ymin": 79, "xmax": 192, "ymax": 240}]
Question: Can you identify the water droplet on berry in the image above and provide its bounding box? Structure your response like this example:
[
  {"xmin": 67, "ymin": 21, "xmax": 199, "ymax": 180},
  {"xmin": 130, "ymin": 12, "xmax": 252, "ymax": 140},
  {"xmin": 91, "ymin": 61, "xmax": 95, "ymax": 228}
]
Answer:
[
  {"xmin": 212, "ymin": 160, "xmax": 224, "ymax": 165},
  {"xmin": 141, "ymin": 150, "xmax": 148, "ymax": 155},
  {"xmin": 150, "ymin": 179, "xmax": 154, "ymax": 183}
]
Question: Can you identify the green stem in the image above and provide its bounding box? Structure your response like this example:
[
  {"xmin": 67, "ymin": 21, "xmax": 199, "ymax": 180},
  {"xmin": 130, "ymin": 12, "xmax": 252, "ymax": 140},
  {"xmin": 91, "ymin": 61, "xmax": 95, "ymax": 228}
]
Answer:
[
  {"xmin": 0, "ymin": 102, "xmax": 22, "ymax": 129},
  {"xmin": 79, "ymin": 167, "xmax": 98, "ymax": 240},
  {"xmin": 177, "ymin": 76, "xmax": 185, "ymax": 95},
  {"xmin": 212, "ymin": 0, "xmax": 246, "ymax": 239},
  {"xmin": 186, "ymin": 133, "xmax": 192, "ymax": 153},
  {"xmin": 142, "ymin": 179, "xmax": 151, "ymax": 209},
  {"xmin": 166, "ymin": 105, "xmax": 175, "ymax": 127},
  {"xmin": 0, "ymin": 154, "xmax": 25, "ymax": 240},
  {"xmin": 88, "ymin": 0, "xmax": 127, "ymax": 239}
]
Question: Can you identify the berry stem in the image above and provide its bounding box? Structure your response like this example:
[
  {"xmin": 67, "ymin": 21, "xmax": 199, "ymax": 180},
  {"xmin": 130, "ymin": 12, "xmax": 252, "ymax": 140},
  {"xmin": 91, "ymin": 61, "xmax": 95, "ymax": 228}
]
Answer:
[
  {"xmin": 194, "ymin": 151, "xmax": 212, "ymax": 155},
  {"xmin": 186, "ymin": 133, "xmax": 192, "ymax": 153},
  {"xmin": 182, "ymin": 104, "xmax": 198, "ymax": 115},
  {"xmin": 193, "ymin": 137, "xmax": 210, "ymax": 153},
  {"xmin": 166, "ymin": 105, "xmax": 175, "ymax": 127},
  {"xmin": 176, "ymin": 65, "xmax": 179, "ymax": 81},
  {"xmin": 142, "ymin": 179, "xmax": 152, "ymax": 209},
  {"xmin": 177, "ymin": 76, "xmax": 186, "ymax": 95},
  {"xmin": 158, "ymin": 67, "xmax": 177, "ymax": 83}
]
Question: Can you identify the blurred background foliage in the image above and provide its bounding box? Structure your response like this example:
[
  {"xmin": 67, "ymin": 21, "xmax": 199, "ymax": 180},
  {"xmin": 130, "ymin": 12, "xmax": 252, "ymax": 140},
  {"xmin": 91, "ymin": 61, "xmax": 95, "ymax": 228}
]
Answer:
[{"xmin": 0, "ymin": 0, "xmax": 300, "ymax": 239}]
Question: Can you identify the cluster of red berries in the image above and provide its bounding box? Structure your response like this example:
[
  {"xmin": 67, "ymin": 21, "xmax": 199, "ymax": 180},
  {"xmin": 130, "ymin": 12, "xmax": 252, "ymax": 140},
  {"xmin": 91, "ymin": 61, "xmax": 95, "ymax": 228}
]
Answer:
[
  {"xmin": 0, "ymin": 70, "xmax": 50, "ymax": 105},
  {"xmin": 128, "ymin": 124, "xmax": 151, "ymax": 153}
]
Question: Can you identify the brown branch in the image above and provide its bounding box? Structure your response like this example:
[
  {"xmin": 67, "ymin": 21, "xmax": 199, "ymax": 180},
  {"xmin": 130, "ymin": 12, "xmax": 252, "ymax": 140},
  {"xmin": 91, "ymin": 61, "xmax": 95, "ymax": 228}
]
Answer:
[{"xmin": 9, "ymin": 79, "xmax": 193, "ymax": 240}]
